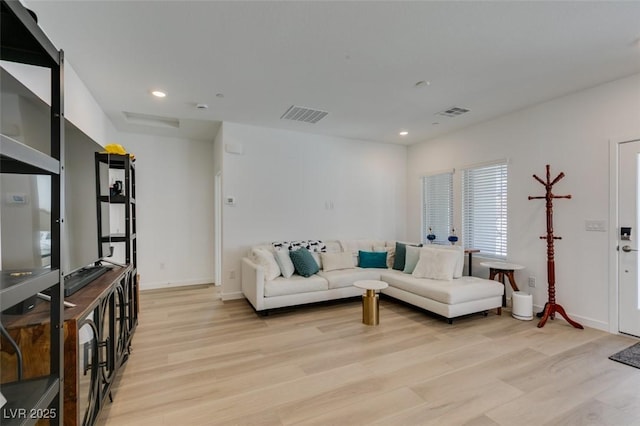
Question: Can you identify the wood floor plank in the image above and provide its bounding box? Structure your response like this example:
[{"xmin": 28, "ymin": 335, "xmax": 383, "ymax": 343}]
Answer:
[
  {"xmin": 97, "ymin": 285, "xmax": 640, "ymax": 426},
  {"xmin": 291, "ymin": 387, "xmax": 425, "ymax": 426}
]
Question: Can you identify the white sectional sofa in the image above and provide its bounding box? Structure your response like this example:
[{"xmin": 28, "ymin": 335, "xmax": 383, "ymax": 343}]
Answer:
[{"xmin": 241, "ymin": 239, "xmax": 504, "ymax": 322}]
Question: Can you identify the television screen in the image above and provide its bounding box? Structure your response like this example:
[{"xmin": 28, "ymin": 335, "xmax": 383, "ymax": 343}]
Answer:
[{"xmin": 63, "ymin": 121, "xmax": 111, "ymax": 276}]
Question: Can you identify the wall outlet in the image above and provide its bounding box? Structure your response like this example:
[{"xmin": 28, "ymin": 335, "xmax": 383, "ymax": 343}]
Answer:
[{"xmin": 528, "ymin": 276, "xmax": 536, "ymax": 288}]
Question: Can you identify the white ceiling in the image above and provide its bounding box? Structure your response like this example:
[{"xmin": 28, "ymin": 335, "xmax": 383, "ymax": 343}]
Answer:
[{"xmin": 25, "ymin": 1, "xmax": 640, "ymax": 144}]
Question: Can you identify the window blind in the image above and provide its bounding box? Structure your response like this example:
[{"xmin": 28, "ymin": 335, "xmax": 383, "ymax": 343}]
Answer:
[
  {"xmin": 422, "ymin": 172, "xmax": 453, "ymax": 245},
  {"xmin": 462, "ymin": 162, "xmax": 508, "ymax": 258}
]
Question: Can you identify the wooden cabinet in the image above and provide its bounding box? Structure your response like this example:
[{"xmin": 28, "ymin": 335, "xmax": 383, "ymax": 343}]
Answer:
[{"xmin": 1, "ymin": 267, "xmax": 136, "ymax": 426}]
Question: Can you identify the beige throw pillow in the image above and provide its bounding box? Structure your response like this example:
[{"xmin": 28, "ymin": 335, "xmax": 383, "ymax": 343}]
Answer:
[
  {"xmin": 321, "ymin": 251, "xmax": 355, "ymax": 272},
  {"xmin": 251, "ymin": 248, "xmax": 281, "ymax": 281}
]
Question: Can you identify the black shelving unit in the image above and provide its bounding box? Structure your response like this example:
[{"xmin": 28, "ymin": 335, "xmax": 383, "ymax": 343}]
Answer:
[
  {"xmin": 1, "ymin": 0, "xmax": 64, "ymax": 424},
  {"xmin": 95, "ymin": 153, "xmax": 138, "ymax": 346}
]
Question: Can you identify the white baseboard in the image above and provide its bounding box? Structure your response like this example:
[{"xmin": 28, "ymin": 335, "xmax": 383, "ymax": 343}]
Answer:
[
  {"xmin": 532, "ymin": 304, "xmax": 609, "ymax": 332},
  {"xmin": 141, "ymin": 278, "xmax": 214, "ymax": 291},
  {"xmin": 220, "ymin": 291, "xmax": 244, "ymax": 301}
]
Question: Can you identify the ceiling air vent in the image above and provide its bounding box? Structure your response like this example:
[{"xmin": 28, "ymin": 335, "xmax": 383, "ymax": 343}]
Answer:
[
  {"xmin": 123, "ymin": 111, "xmax": 180, "ymax": 128},
  {"xmin": 280, "ymin": 105, "xmax": 328, "ymax": 124},
  {"xmin": 436, "ymin": 107, "xmax": 470, "ymax": 118}
]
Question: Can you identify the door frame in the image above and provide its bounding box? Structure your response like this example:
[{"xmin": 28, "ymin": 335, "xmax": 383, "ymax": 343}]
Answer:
[
  {"xmin": 608, "ymin": 136, "xmax": 640, "ymax": 334},
  {"xmin": 214, "ymin": 171, "xmax": 222, "ymax": 287}
]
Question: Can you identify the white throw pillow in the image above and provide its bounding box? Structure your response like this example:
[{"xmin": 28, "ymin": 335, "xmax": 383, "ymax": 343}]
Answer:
[
  {"xmin": 403, "ymin": 245, "xmax": 422, "ymax": 274},
  {"xmin": 251, "ymin": 248, "xmax": 281, "ymax": 281},
  {"xmin": 412, "ymin": 248, "xmax": 459, "ymax": 281},
  {"xmin": 421, "ymin": 245, "xmax": 464, "ymax": 278},
  {"xmin": 320, "ymin": 251, "xmax": 355, "ymax": 272},
  {"xmin": 273, "ymin": 249, "xmax": 295, "ymax": 279}
]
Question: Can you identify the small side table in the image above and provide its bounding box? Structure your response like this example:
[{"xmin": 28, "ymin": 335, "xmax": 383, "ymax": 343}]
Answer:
[
  {"xmin": 480, "ymin": 261, "xmax": 525, "ymax": 307},
  {"xmin": 353, "ymin": 280, "xmax": 388, "ymax": 325}
]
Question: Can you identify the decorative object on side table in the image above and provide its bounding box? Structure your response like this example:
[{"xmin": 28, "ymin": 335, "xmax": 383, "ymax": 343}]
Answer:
[
  {"xmin": 426, "ymin": 227, "xmax": 436, "ymax": 244},
  {"xmin": 528, "ymin": 164, "xmax": 583, "ymax": 330},
  {"xmin": 448, "ymin": 228, "xmax": 458, "ymax": 245}
]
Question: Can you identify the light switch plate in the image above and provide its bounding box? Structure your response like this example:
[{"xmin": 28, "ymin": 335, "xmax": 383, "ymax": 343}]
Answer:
[{"xmin": 585, "ymin": 220, "xmax": 606, "ymax": 232}]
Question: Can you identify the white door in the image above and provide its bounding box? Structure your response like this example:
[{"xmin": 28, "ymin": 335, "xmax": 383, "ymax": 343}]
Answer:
[{"xmin": 619, "ymin": 140, "xmax": 640, "ymax": 337}]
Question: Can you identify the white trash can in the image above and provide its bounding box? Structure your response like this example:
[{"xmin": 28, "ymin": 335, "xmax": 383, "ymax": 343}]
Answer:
[{"xmin": 512, "ymin": 291, "xmax": 533, "ymax": 321}]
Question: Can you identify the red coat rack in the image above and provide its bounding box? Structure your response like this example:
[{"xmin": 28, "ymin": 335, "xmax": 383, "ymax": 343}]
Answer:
[{"xmin": 528, "ymin": 165, "xmax": 583, "ymax": 329}]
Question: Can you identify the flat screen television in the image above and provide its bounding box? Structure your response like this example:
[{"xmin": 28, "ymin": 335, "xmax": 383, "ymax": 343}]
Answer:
[
  {"xmin": 63, "ymin": 121, "xmax": 111, "ymax": 276},
  {"xmin": 1, "ymin": 66, "xmax": 111, "ymax": 297}
]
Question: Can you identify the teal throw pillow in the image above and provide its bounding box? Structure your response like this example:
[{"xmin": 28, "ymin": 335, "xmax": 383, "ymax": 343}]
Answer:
[
  {"xmin": 393, "ymin": 242, "xmax": 423, "ymax": 271},
  {"xmin": 358, "ymin": 251, "xmax": 388, "ymax": 268},
  {"xmin": 289, "ymin": 248, "xmax": 320, "ymax": 277},
  {"xmin": 392, "ymin": 242, "xmax": 407, "ymax": 270}
]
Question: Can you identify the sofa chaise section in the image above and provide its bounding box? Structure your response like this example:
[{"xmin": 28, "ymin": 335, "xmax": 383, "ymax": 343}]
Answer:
[{"xmin": 380, "ymin": 270, "xmax": 503, "ymax": 321}]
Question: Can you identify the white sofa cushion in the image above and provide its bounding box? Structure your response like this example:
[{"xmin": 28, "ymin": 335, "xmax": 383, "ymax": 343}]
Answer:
[
  {"xmin": 340, "ymin": 239, "xmax": 387, "ymax": 266},
  {"xmin": 251, "ymin": 248, "xmax": 281, "ymax": 281},
  {"xmin": 412, "ymin": 248, "xmax": 459, "ymax": 281},
  {"xmin": 318, "ymin": 267, "xmax": 385, "ymax": 289},
  {"xmin": 264, "ymin": 275, "xmax": 329, "ymax": 297},
  {"xmin": 381, "ymin": 270, "xmax": 503, "ymax": 305},
  {"xmin": 320, "ymin": 251, "xmax": 354, "ymax": 272}
]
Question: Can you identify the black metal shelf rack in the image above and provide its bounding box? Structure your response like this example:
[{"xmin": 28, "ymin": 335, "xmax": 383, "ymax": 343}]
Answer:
[
  {"xmin": 95, "ymin": 152, "xmax": 138, "ymax": 341},
  {"xmin": 1, "ymin": 0, "xmax": 65, "ymax": 424}
]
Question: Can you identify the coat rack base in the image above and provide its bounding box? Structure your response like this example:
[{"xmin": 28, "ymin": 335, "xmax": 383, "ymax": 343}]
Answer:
[{"xmin": 536, "ymin": 302, "xmax": 584, "ymax": 329}]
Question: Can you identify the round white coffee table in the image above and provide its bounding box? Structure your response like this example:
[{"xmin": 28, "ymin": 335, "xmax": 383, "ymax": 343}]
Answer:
[
  {"xmin": 354, "ymin": 280, "xmax": 388, "ymax": 325},
  {"xmin": 480, "ymin": 261, "xmax": 525, "ymax": 307}
]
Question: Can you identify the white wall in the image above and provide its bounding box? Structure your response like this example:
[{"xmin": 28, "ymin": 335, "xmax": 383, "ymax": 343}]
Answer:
[
  {"xmin": 110, "ymin": 131, "xmax": 216, "ymax": 290},
  {"xmin": 2, "ymin": 60, "xmax": 114, "ymax": 146},
  {"xmin": 219, "ymin": 122, "xmax": 407, "ymax": 299},
  {"xmin": 407, "ymin": 73, "xmax": 640, "ymax": 331}
]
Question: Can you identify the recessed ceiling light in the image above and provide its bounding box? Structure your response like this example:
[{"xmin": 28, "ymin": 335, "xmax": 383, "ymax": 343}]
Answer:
[
  {"xmin": 399, "ymin": 131, "xmax": 409, "ymax": 136},
  {"xmin": 414, "ymin": 80, "xmax": 431, "ymax": 88},
  {"xmin": 151, "ymin": 90, "xmax": 166, "ymax": 98},
  {"xmin": 216, "ymin": 93, "xmax": 224, "ymax": 98}
]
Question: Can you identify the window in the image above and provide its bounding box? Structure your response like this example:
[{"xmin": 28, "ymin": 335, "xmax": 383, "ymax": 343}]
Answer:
[
  {"xmin": 422, "ymin": 172, "xmax": 453, "ymax": 245},
  {"xmin": 462, "ymin": 162, "xmax": 508, "ymax": 258}
]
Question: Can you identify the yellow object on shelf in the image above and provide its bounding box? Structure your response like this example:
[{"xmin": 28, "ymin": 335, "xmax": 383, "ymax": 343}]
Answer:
[{"xmin": 102, "ymin": 143, "xmax": 135, "ymax": 160}]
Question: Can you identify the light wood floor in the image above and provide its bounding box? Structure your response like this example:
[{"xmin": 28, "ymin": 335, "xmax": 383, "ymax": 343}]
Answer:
[{"xmin": 97, "ymin": 285, "xmax": 640, "ymax": 426}]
